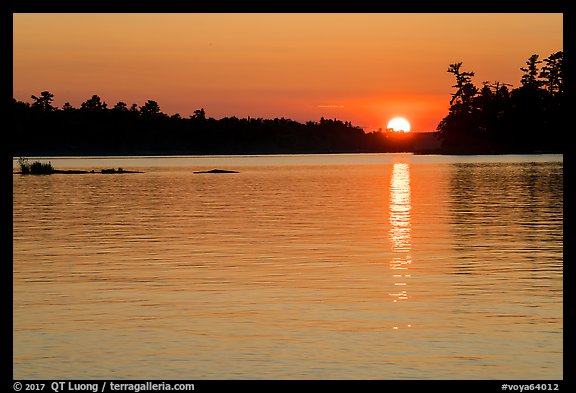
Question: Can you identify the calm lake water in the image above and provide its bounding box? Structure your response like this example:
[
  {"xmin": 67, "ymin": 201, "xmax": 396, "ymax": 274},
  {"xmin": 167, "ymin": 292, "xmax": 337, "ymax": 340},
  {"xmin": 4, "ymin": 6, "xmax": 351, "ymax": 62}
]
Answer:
[{"xmin": 13, "ymin": 154, "xmax": 563, "ymax": 379}]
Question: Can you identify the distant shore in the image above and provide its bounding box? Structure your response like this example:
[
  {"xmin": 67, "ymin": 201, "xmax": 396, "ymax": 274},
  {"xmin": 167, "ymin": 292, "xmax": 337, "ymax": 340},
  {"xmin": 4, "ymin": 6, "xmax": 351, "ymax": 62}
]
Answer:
[
  {"xmin": 12, "ymin": 148, "xmax": 562, "ymax": 158},
  {"xmin": 16, "ymin": 169, "xmax": 143, "ymax": 175},
  {"xmin": 15, "ymin": 159, "xmax": 143, "ymax": 175}
]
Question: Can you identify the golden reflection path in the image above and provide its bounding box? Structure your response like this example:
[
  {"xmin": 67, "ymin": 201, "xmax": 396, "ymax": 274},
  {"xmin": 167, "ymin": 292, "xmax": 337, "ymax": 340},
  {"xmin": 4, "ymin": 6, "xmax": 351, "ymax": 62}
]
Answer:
[{"xmin": 388, "ymin": 162, "xmax": 412, "ymax": 328}]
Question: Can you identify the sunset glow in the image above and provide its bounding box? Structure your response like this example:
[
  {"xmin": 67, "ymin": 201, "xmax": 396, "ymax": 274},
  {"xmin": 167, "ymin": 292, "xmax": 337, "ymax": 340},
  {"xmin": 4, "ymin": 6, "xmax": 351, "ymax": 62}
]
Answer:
[{"xmin": 12, "ymin": 13, "xmax": 562, "ymax": 132}]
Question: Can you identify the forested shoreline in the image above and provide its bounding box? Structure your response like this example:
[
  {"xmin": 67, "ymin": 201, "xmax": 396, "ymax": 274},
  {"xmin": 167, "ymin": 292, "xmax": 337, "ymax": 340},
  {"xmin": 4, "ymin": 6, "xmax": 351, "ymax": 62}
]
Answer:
[
  {"xmin": 436, "ymin": 51, "xmax": 564, "ymax": 154},
  {"xmin": 11, "ymin": 52, "xmax": 563, "ymax": 156}
]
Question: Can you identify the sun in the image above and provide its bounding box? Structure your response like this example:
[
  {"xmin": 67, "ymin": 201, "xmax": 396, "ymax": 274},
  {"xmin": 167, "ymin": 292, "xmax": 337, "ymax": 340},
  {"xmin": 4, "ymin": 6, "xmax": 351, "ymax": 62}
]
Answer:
[{"xmin": 387, "ymin": 117, "xmax": 411, "ymax": 133}]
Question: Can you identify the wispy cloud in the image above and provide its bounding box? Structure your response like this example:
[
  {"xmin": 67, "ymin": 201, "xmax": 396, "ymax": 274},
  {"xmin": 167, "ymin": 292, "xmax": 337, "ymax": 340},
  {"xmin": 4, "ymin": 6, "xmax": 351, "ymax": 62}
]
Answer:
[{"xmin": 317, "ymin": 105, "xmax": 344, "ymax": 108}]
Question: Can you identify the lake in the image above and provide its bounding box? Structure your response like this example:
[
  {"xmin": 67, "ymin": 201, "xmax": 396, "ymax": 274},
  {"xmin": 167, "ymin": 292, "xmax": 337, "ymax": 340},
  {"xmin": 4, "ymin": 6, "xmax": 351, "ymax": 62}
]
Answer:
[{"xmin": 12, "ymin": 154, "xmax": 563, "ymax": 379}]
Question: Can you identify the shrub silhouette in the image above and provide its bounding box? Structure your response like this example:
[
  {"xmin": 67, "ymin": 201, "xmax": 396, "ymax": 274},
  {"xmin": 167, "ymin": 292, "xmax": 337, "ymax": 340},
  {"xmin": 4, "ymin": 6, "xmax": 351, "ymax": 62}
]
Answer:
[{"xmin": 18, "ymin": 157, "xmax": 53, "ymax": 174}]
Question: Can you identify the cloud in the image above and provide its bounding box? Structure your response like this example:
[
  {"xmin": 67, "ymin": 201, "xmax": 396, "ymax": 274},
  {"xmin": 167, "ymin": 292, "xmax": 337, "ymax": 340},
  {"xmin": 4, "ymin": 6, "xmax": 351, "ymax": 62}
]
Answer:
[{"xmin": 316, "ymin": 104, "xmax": 344, "ymax": 108}]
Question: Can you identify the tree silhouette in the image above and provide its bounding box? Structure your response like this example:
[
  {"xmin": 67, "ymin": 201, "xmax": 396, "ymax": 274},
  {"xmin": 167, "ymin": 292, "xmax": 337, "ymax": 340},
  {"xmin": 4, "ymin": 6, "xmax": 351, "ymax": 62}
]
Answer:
[
  {"xmin": 62, "ymin": 102, "xmax": 75, "ymax": 111},
  {"xmin": 437, "ymin": 63, "xmax": 482, "ymax": 151},
  {"xmin": 113, "ymin": 101, "xmax": 128, "ymax": 112},
  {"xmin": 191, "ymin": 108, "xmax": 206, "ymax": 121},
  {"xmin": 448, "ymin": 63, "xmax": 477, "ymax": 108},
  {"xmin": 539, "ymin": 51, "xmax": 563, "ymax": 95},
  {"xmin": 520, "ymin": 55, "xmax": 543, "ymax": 88},
  {"xmin": 140, "ymin": 100, "xmax": 162, "ymax": 116},
  {"xmin": 31, "ymin": 91, "xmax": 55, "ymax": 111},
  {"xmin": 81, "ymin": 95, "xmax": 107, "ymax": 111},
  {"xmin": 438, "ymin": 51, "xmax": 563, "ymax": 153}
]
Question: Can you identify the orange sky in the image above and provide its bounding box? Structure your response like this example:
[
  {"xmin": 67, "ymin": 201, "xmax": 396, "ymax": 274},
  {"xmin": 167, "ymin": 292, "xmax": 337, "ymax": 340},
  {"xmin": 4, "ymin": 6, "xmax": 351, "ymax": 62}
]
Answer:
[{"xmin": 13, "ymin": 13, "xmax": 562, "ymax": 132}]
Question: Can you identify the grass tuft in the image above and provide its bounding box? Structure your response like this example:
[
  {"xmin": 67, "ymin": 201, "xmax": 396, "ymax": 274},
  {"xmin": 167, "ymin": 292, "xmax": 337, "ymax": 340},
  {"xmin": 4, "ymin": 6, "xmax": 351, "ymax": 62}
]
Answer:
[{"xmin": 18, "ymin": 157, "xmax": 54, "ymax": 174}]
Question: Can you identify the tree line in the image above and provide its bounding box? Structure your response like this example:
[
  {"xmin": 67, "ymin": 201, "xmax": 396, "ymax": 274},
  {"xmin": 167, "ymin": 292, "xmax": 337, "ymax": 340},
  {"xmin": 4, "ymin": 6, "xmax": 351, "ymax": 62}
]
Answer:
[
  {"xmin": 11, "ymin": 93, "xmax": 398, "ymax": 156},
  {"xmin": 437, "ymin": 51, "xmax": 564, "ymax": 153},
  {"xmin": 11, "ymin": 51, "xmax": 563, "ymax": 156}
]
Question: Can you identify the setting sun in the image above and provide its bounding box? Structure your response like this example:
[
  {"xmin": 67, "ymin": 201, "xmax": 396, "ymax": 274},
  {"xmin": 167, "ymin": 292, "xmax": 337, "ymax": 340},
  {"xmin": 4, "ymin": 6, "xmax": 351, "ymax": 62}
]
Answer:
[{"xmin": 387, "ymin": 117, "xmax": 411, "ymax": 133}]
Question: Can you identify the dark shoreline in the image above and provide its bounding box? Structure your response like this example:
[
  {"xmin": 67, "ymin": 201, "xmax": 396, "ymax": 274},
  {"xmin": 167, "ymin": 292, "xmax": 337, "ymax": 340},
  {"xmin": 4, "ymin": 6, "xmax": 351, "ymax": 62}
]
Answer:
[
  {"xmin": 15, "ymin": 168, "xmax": 143, "ymax": 175},
  {"xmin": 12, "ymin": 147, "xmax": 563, "ymax": 158}
]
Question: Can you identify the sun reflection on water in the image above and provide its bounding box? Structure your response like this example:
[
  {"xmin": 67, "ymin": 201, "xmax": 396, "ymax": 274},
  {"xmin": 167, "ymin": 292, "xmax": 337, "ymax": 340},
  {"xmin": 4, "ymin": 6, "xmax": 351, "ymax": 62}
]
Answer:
[{"xmin": 388, "ymin": 162, "xmax": 412, "ymax": 314}]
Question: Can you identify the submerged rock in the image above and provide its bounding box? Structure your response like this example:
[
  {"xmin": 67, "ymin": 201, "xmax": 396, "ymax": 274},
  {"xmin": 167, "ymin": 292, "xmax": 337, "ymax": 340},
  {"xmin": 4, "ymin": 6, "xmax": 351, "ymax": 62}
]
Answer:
[
  {"xmin": 194, "ymin": 169, "xmax": 239, "ymax": 174},
  {"xmin": 101, "ymin": 168, "xmax": 142, "ymax": 174}
]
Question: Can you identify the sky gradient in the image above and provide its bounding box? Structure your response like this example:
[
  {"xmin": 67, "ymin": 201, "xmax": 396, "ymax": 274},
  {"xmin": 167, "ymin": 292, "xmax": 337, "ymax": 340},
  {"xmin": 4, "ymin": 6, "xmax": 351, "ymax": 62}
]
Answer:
[{"xmin": 13, "ymin": 13, "xmax": 562, "ymax": 132}]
